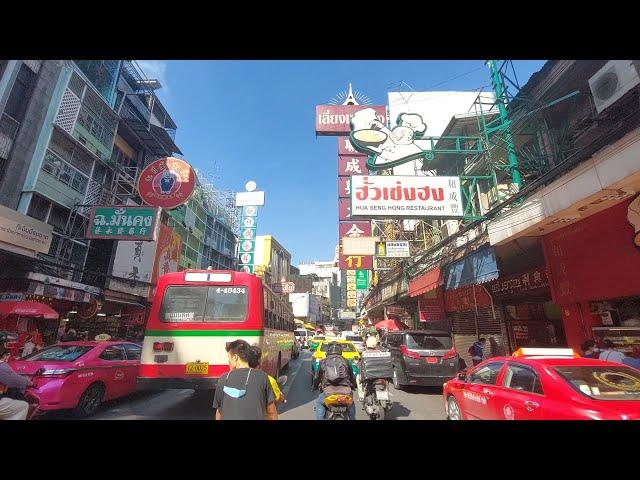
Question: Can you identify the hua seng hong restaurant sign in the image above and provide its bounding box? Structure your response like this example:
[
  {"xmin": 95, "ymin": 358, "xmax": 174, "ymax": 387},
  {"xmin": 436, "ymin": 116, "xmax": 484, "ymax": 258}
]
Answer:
[
  {"xmin": 316, "ymin": 105, "xmax": 387, "ymax": 136},
  {"xmin": 488, "ymin": 267, "xmax": 549, "ymax": 299}
]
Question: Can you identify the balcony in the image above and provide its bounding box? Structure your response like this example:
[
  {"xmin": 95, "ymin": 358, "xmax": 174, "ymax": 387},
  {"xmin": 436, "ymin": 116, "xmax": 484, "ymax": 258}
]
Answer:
[{"xmin": 0, "ymin": 112, "xmax": 20, "ymax": 160}]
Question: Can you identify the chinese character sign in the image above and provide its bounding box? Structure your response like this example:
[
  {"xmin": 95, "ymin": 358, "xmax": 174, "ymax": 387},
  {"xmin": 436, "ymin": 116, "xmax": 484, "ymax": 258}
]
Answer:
[
  {"xmin": 338, "ymin": 155, "xmax": 367, "ymax": 176},
  {"xmin": 238, "ymin": 206, "xmax": 259, "ymax": 273},
  {"xmin": 111, "ymin": 236, "xmax": 158, "ymax": 296},
  {"xmin": 87, "ymin": 206, "xmax": 160, "ymax": 241}
]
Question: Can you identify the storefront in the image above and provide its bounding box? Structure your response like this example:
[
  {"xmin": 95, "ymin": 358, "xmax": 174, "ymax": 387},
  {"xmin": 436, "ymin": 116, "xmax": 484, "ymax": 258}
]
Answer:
[
  {"xmin": 542, "ymin": 196, "xmax": 640, "ymax": 354},
  {"xmin": 408, "ymin": 266, "xmax": 447, "ymax": 331},
  {"xmin": 488, "ymin": 266, "xmax": 566, "ymax": 351}
]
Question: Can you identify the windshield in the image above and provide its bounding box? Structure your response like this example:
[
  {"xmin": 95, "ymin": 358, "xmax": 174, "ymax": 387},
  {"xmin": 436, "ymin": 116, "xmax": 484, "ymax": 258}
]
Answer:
[
  {"xmin": 555, "ymin": 365, "xmax": 640, "ymax": 401},
  {"xmin": 345, "ymin": 335, "xmax": 362, "ymax": 343},
  {"xmin": 25, "ymin": 345, "xmax": 93, "ymax": 362},
  {"xmin": 320, "ymin": 343, "xmax": 356, "ymax": 352},
  {"xmin": 161, "ymin": 286, "xmax": 248, "ymax": 323},
  {"xmin": 405, "ymin": 334, "xmax": 452, "ymax": 350},
  {"xmin": 294, "ymin": 331, "xmax": 307, "ymax": 337},
  {"xmin": 312, "ymin": 336, "xmax": 325, "ymax": 342}
]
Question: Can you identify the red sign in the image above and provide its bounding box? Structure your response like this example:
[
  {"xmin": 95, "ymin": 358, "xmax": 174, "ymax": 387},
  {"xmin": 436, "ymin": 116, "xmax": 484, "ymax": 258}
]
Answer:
[
  {"xmin": 488, "ymin": 266, "xmax": 549, "ymax": 299},
  {"xmin": 315, "ymin": 105, "xmax": 387, "ymax": 136},
  {"xmin": 338, "ymin": 177, "xmax": 351, "ymax": 198},
  {"xmin": 444, "ymin": 285, "xmax": 492, "ymax": 313},
  {"xmin": 338, "ymin": 137, "xmax": 365, "ymax": 155},
  {"xmin": 339, "ymin": 198, "xmax": 351, "ymax": 220},
  {"xmin": 137, "ymin": 157, "xmax": 196, "ymax": 209},
  {"xmin": 339, "ymin": 255, "xmax": 373, "ymax": 270},
  {"xmin": 543, "ymin": 198, "xmax": 640, "ymax": 304},
  {"xmin": 339, "ymin": 221, "xmax": 371, "ymax": 239},
  {"xmin": 338, "ymin": 155, "xmax": 367, "ymax": 176}
]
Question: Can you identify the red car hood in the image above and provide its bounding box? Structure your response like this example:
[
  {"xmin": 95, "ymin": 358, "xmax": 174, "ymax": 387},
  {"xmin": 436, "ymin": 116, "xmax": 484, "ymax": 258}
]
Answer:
[{"xmin": 9, "ymin": 360, "xmax": 80, "ymax": 376}]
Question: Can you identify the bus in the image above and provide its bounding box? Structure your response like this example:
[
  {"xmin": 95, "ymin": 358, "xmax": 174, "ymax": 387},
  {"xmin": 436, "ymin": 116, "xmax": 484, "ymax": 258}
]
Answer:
[{"xmin": 138, "ymin": 269, "xmax": 295, "ymax": 391}]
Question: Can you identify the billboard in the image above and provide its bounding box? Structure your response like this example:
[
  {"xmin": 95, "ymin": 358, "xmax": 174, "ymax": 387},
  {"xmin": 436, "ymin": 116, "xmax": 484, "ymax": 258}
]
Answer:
[
  {"xmin": 342, "ymin": 236, "xmax": 377, "ymax": 256},
  {"xmin": 110, "ymin": 238, "xmax": 158, "ymax": 297},
  {"xmin": 137, "ymin": 157, "xmax": 196, "ymax": 209},
  {"xmin": 339, "ymin": 221, "xmax": 371, "ymax": 238},
  {"xmin": 376, "ymin": 241, "xmax": 410, "ymax": 258},
  {"xmin": 149, "ymin": 223, "xmax": 183, "ymax": 299},
  {"xmin": 338, "ymin": 155, "xmax": 367, "ymax": 176},
  {"xmin": 315, "ymin": 105, "xmax": 386, "ymax": 136},
  {"xmin": 339, "ymin": 255, "xmax": 373, "ymax": 270},
  {"xmin": 86, "ymin": 206, "xmax": 160, "ymax": 241},
  {"xmin": 350, "ymin": 175, "xmax": 463, "ymax": 218}
]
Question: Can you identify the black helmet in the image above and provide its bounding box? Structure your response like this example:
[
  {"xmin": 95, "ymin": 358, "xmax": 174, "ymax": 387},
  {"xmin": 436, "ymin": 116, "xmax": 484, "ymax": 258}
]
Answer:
[{"xmin": 326, "ymin": 342, "xmax": 343, "ymax": 356}]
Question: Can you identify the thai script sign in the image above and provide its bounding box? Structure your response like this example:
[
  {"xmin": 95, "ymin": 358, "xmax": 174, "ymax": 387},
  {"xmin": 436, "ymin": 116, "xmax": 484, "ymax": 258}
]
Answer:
[
  {"xmin": 315, "ymin": 105, "xmax": 386, "ymax": 136},
  {"xmin": 86, "ymin": 206, "xmax": 160, "ymax": 241},
  {"xmin": 355, "ymin": 270, "xmax": 369, "ymax": 290},
  {"xmin": 0, "ymin": 204, "xmax": 53, "ymax": 255},
  {"xmin": 350, "ymin": 175, "xmax": 463, "ymax": 218},
  {"xmin": 376, "ymin": 241, "xmax": 410, "ymax": 258},
  {"xmin": 272, "ymin": 282, "xmax": 295, "ymax": 294},
  {"xmin": 137, "ymin": 157, "xmax": 196, "ymax": 209}
]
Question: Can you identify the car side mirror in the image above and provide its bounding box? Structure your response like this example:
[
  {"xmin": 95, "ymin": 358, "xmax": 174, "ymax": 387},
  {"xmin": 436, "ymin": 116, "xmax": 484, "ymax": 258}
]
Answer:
[
  {"xmin": 277, "ymin": 375, "xmax": 287, "ymax": 387},
  {"xmin": 457, "ymin": 371, "xmax": 467, "ymax": 382}
]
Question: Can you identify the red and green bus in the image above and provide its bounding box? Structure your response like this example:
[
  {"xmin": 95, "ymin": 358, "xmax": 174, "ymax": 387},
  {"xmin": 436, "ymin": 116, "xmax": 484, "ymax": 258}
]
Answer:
[{"xmin": 138, "ymin": 270, "xmax": 295, "ymax": 391}]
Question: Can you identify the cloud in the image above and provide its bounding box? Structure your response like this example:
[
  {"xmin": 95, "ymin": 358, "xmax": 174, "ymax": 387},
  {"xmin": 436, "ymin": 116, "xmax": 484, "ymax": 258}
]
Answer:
[{"xmin": 136, "ymin": 60, "xmax": 169, "ymax": 99}]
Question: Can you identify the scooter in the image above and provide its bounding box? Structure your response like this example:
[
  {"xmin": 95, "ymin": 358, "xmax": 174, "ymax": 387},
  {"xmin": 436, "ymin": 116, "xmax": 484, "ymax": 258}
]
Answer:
[
  {"xmin": 358, "ymin": 350, "xmax": 393, "ymax": 420},
  {"xmin": 322, "ymin": 394, "xmax": 353, "ymax": 420}
]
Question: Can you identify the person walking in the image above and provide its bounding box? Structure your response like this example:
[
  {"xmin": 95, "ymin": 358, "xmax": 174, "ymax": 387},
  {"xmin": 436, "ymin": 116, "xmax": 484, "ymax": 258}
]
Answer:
[
  {"xmin": 212, "ymin": 340, "xmax": 278, "ymax": 420},
  {"xmin": 599, "ymin": 339, "xmax": 626, "ymax": 363},
  {"xmin": 0, "ymin": 345, "xmax": 32, "ymax": 420},
  {"xmin": 469, "ymin": 338, "xmax": 487, "ymax": 366},
  {"xmin": 248, "ymin": 345, "xmax": 285, "ymax": 405}
]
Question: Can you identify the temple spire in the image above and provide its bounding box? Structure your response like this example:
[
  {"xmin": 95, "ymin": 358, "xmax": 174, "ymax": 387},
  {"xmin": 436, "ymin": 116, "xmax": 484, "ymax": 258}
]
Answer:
[{"xmin": 342, "ymin": 83, "xmax": 359, "ymax": 105}]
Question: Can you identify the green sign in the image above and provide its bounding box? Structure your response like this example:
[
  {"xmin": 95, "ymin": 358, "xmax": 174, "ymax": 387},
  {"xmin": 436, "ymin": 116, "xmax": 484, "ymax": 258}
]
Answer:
[
  {"xmin": 87, "ymin": 206, "xmax": 159, "ymax": 241},
  {"xmin": 355, "ymin": 270, "xmax": 369, "ymax": 290}
]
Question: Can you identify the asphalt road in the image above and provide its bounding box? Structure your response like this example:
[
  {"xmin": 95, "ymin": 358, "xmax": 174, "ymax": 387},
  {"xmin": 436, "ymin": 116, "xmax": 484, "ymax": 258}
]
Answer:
[{"xmin": 42, "ymin": 351, "xmax": 447, "ymax": 420}]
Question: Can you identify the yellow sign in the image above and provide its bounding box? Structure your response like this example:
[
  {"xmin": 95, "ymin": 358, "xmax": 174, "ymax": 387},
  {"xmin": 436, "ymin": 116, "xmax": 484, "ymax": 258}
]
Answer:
[
  {"xmin": 185, "ymin": 362, "xmax": 209, "ymax": 375},
  {"xmin": 347, "ymin": 299, "xmax": 356, "ymax": 308},
  {"xmin": 0, "ymin": 204, "xmax": 53, "ymax": 255}
]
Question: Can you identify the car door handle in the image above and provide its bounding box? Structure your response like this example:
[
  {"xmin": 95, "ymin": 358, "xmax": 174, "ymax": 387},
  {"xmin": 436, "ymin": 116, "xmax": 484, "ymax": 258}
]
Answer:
[
  {"xmin": 524, "ymin": 401, "xmax": 539, "ymax": 411},
  {"xmin": 482, "ymin": 388, "xmax": 494, "ymax": 397}
]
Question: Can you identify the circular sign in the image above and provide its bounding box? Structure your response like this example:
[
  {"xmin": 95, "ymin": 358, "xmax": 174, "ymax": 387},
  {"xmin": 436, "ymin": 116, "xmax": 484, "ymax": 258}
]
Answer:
[
  {"xmin": 246, "ymin": 181, "xmax": 257, "ymax": 192},
  {"xmin": 243, "ymin": 217, "xmax": 256, "ymax": 228},
  {"xmin": 241, "ymin": 240, "xmax": 253, "ymax": 252},
  {"xmin": 137, "ymin": 157, "xmax": 196, "ymax": 209},
  {"xmin": 242, "ymin": 229, "xmax": 255, "ymax": 239},
  {"xmin": 240, "ymin": 266, "xmax": 252, "ymax": 273},
  {"xmin": 240, "ymin": 253, "xmax": 252, "ymax": 264},
  {"xmin": 244, "ymin": 206, "xmax": 257, "ymax": 216}
]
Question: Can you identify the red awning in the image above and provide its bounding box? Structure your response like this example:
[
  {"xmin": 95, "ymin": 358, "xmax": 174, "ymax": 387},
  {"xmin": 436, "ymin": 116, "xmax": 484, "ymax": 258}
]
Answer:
[
  {"xmin": 408, "ymin": 267, "xmax": 442, "ymax": 297},
  {"xmin": 0, "ymin": 301, "xmax": 59, "ymax": 320},
  {"xmin": 374, "ymin": 319, "xmax": 410, "ymax": 331}
]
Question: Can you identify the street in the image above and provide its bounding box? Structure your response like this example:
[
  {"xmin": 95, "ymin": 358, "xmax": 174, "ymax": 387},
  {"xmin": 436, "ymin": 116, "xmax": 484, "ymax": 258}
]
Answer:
[{"xmin": 41, "ymin": 351, "xmax": 446, "ymax": 420}]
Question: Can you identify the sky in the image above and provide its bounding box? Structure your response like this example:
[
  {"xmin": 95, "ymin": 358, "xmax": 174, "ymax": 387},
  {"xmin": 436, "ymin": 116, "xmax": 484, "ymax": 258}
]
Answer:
[{"xmin": 137, "ymin": 60, "xmax": 546, "ymax": 266}]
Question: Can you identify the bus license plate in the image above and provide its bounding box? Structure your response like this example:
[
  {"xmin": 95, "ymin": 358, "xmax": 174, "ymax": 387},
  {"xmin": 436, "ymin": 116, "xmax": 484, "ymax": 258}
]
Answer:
[
  {"xmin": 376, "ymin": 390, "xmax": 389, "ymax": 401},
  {"xmin": 185, "ymin": 362, "xmax": 209, "ymax": 375}
]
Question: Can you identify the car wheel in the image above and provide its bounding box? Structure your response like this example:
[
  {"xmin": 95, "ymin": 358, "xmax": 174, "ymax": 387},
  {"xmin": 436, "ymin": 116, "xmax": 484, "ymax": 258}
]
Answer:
[
  {"xmin": 392, "ymin": 367, "xmax": 404, "ymax": 391},
  {"xmin": 73, "ymin": 383, "xmax": 105, "ymax": 419},
  {"xmin": 447, "ymin": 396, "xmax": 462, "ymax": 420}
]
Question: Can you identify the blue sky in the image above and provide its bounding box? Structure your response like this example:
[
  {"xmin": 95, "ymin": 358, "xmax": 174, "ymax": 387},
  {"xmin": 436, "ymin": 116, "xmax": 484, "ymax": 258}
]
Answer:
[{"xmin": 138, "ymin": 60, "xmax": 545, "ymax": 265}]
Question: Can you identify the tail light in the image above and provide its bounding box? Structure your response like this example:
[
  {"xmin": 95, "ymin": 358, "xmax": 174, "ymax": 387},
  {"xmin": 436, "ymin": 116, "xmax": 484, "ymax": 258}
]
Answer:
[
  {"xmin": 442, "ymin": 348, "xmax": 457, "ymax": 360},
  {"xmin": 153, "ymin": 342, "xmax": 174, "ymax": 352},
  {"xmin": 401, "ymin": 345, "xmax": 420, "ymax": 359},
  {"xmin": 37, "ymin": 368, "xmax": 76, "ymax": 378}
]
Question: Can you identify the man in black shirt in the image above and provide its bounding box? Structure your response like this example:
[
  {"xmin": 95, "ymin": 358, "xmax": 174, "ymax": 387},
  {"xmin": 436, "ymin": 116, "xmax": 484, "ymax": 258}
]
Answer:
[{"xmin": 213, "ymin": 340, "xmax": 277, "ymax": 420}]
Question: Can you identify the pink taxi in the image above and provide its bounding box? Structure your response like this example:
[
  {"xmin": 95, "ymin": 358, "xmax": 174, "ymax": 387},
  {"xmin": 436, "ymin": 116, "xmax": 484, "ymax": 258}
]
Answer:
[{"xmin": 9, "ymin": 341, "xmax": 141, "ymax": 418}]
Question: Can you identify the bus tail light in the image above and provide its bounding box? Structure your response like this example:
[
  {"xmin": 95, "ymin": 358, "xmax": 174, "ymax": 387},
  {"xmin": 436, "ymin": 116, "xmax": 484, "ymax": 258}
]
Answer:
[
  {"xmin": 401, "ymin": 345, "xmax": 421, "ymax": 360},
  {"xmin": 442, "ymin": 348, "xmax": 457, "ymax": 360},
  {"xmin": 162, "ymin": 342, "xmax": 174, "ymax": 352}
]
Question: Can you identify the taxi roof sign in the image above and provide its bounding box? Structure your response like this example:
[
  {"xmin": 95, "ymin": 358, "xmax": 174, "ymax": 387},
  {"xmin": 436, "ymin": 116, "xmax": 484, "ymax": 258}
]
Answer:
[{"xmin": 512, "ymin": 348, "xmax": 579, "ymax": 358}]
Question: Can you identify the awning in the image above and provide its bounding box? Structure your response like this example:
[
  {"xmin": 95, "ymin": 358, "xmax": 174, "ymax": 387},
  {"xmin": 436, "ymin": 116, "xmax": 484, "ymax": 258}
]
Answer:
[
  {"xmin": 0, "ymin": 301, "xmax": 59, "ymax": 320},
  {"xmin": 444, "ymin": 246, "xmax": 499, "ymax": 290},
  {"xmin": 408, "ymin": 267, "xmax": 442, "ymax": 297}
]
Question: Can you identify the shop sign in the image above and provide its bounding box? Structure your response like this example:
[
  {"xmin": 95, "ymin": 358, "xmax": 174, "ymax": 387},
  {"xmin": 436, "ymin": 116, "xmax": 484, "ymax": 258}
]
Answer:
[
  {"xmin": 0, "ymin": 204, "xmax": 53, "ymax": 255},
  {"xmin": 86, "ymin": 206, "xmax": 160, "ymax": 241},
  {"xmin": 338, "ymin": 155, "xmax": 367, "ymax": 176},
  {"xmin": 110, "ymin": 239, "xmax": 157, "ymax": 297},
  {"xmin": 315, "ymin": 105, "xmax": 386, "ymax": 136},
  {"xmin": 488, "ymin": 267, "xmax": 549, "ymax": 299},
  {"xmin": 339, "ymin": 198, "xmax": 351, "ymax": 220},
  {"xmin": 137, "ymin": 157, "xmax": 196, "ymax": 209},
  {"xmin": 419, "ymin": 299, "xmax": 445, "ymax": 322},
  {"xmin": 342, "ymin": 236, "xmax": 377, "ymax": 256},
  {"xmin": 381, "ymin": 278, "xmax": 403, "ymax": 302},
  {"xmin": 351, "ymin": 175, "xmax": 463, "ymax": 218},
  {"xmin": 339, "ymin": 310, "xmax": 356, "ymax": 320},
  {"xmin": 338, "ymin": 176, "xmax": 351, "ymax": 198},
  {"xmin": 512, "ymin": 324, "xmax": 529, "ymax": 340},
  {"xmin": 355, "ymin": 270, "xmax": 369, "ymax": 290},
  {"xmin": 150, "ymin": 224, "xmax": 182, "ymax": 295},
  {"xmin": 26, "ymin": 273, "xmax": 101, "ymax": 296},
  {"xmin": 339, "ymin": 222, "xmax": 371, "ymax": 238},
  {"xmin": 235, "ymin": 191, "xmax": 265, "ymax": 207},
  {"xmin": 338, "ymin": 137, "xmax": 367, "ymax": 155},
  {"xmin": 272, "ymin": 282, "xmax": 295, "ymax": 294},
  {"xmin": 339, "ymin": 255, "xmax": 373, "ymax": 270},
  {"xmin": 376, "ymin": 241, "xmax": 410, "ymax": 258},
  {"xmin": 445, "ymin": 285, "xmax": 492, "ymax": 312},
  {"xmin": 386, "ymin": 306, "xmax": 407, "ymax": 317},
  {"xmin": 27, "ymin": 282, "xmax": 92, "ymax": 303}
]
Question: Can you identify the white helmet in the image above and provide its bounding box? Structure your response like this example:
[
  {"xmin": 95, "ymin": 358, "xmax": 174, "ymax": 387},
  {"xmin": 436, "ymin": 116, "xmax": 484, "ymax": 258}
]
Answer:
[{"xmin": 366, "ymin": 336, "xmax": 378, "ymax": 349}]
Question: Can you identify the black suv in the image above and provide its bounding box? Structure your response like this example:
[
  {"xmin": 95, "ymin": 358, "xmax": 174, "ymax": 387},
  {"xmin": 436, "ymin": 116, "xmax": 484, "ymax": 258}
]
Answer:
[{"xmin": 382, "ymin": 330, "xmax": 461, "ymax": 389}]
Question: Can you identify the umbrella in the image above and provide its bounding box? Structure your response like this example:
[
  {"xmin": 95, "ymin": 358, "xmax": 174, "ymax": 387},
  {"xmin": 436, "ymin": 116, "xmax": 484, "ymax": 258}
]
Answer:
[
  {"xmin": 0, "ymin": 301, "xmax": 60, "ymax": 320},
  {"xmin": 374, "ymin": 319, "xmax": 410, "ymax": 331}
]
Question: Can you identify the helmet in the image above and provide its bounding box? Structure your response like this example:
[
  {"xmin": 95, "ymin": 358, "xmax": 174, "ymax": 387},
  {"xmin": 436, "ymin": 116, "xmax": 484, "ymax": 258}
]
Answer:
[
  {"xmin": 366, "ymin": 336, "xmax": 378, "ymax": 349},
  {"xmin": 326, "ymin": 342, "xmax": 343, "ymax": 356}
]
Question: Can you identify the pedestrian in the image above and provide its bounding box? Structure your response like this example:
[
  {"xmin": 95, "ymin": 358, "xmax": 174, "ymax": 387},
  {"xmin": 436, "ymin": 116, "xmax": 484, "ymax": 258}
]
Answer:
[
  {"xmin": 0, "ymin": 344, "xmax": 31, "ymax": 420},
  {"xmin": 62, "ymin": 328, "xmax": 77, "ymax": 342},
  {"xmin": 469, "ymin": 338, "xmax": 487, "ymax": 366},
  {"xmin": 212, "ymin": 340, "xmax": 278, "ymax": 420},
  {"xmin": 581, "ymin": 340, "xmax": 600, "ymax": 359},
  {"xmin": 598, "ymin": 339, "xmax": 626, "ymax": 363},
  {"xmin": 248, "ymin": 345, "xmax": 285, "ymax": 405},
  {"xmin": 21, "ymin": 336, "xmax": 35, "ymax": 358}
]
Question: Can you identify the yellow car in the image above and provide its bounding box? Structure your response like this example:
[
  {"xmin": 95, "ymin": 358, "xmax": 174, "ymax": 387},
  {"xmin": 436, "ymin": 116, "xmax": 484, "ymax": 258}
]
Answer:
[{"xmin": 311, "ymin": 340, "xmax": 361, "ymax": 377}]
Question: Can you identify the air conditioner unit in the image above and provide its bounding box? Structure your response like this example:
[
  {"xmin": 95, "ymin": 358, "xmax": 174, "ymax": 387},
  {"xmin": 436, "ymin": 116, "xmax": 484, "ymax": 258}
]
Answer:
[{"xmin": 588, "ymin": 60, "xmax": 640, "ymax": 114}]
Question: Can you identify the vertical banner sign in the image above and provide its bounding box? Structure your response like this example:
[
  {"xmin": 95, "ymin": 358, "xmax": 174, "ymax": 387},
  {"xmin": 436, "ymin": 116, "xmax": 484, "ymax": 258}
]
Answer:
[
  {"xmin": 355, "ymin": 270, "xmax": 369, "ymax": 290},
  {"xmin": 238, "ymin": 205, "xmax": 259, "ymax": 273},
  {"xmin": 346, "ymin": 270, "xmax": 357, "ymax": 309}
]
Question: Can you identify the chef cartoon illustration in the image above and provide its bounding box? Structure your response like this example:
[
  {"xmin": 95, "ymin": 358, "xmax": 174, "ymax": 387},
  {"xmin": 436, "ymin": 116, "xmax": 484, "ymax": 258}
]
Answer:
[{"xmin": 349, "ymin": 108, "xmax": 428, "ymax": 170}]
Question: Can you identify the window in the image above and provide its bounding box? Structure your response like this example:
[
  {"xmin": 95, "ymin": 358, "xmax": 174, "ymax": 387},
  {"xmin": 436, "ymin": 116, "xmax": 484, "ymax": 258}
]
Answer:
[
  {"xmin": 160, "ymin": 286, "xmax": 248, "ymax": 323},
  {"xmin": 405, "ymin": 333, "xmax": 453, "ymax": 350},
  {"xmin": 123, "ymin": 344, "xmax": 142, "ymax": 361},
  {"xmin": 554, "ymin": 365, "xmax": 640, "ymax": 401},
  {"xmin": 320, "ymin": 343, "xmax": 356, "ymax": 353},
  {"xmin": 42, "ymin": 150, "xmax": 89, "ymax": 194},
  {"xmin": 4, "ymin": 64, "xmax": 37, "ymax": 124},
  {"xmin": 27, "ymin": 195, "xmax": 51, "ymax": 222},
  {"xmin": 48, "ymin": 204, "xmax": 70, "ymax": 232},
  {"xmin": 503, "ymin": 363, "xmax": 544, "ymax": 395},
  {"xmin": 100, "ymin": 345, "xmax": 126, "ymax": 361},
  {"xmin": 469, "ymin": 362, "xmax": 504, "ymax": 386},
  {"xmin": 26, "ymin": 345, "xmax": 93, "ymax": 362}
]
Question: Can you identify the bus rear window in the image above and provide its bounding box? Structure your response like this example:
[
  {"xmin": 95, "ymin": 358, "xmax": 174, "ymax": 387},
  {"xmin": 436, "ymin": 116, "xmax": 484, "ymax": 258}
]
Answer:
[{"xmin": 160, "ymin": 286, "xmax": 248, "ymax": 323}]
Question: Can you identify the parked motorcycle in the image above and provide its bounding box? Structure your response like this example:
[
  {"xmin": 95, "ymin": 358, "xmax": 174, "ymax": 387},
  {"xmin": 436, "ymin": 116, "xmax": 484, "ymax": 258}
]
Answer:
[
  {"xmin": 358, "ymin": 350, "xmax": 393, "ymax": 420},
  {"xmin": 3, "ymin": 387, "xmax": 41, "ymax": 420}
]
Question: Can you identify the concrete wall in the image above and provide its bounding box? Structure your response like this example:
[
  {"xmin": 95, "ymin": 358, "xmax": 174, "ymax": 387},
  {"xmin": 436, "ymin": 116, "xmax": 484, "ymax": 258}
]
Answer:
[{"xmin": 0, "ymin": 61, "xmax": 63, "ymax": 209}]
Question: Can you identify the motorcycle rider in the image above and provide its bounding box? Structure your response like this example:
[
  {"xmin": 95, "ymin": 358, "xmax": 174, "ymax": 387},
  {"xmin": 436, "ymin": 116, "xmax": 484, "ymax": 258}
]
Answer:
[
  {"xmin": 312, "ymin": 342, "xmax": 357, "ymax": 420},
  {"xmin": 0, "ymin": 344, "xmax": 32, "ymax": 420}
]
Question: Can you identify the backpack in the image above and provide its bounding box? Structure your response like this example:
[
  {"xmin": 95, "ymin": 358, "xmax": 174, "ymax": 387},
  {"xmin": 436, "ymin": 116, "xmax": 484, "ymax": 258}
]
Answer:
[{"xmin": 323, "ymin": 355, "xmax": 350, "ymax": 386}]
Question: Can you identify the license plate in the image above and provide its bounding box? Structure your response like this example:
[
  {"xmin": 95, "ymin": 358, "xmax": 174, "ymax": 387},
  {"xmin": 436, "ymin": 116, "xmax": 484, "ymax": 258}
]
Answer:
[
  {"xmin": 331, "ymin": 406, "xmax": 347, "ymax": 413},
  {"xmin": 376, "ymin": 390, "xmax": 389, "ymax": 401},
  {"xmin": 185, "ymin": 362, "xmax": 209, "ymax": 375},
  {"xmin": 425, "ymin": 357, "xmax": 438, "ymax": 364}
]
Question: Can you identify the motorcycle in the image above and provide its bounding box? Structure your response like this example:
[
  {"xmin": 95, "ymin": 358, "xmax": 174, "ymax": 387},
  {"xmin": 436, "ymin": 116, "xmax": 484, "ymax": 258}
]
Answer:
[
  {"xmin": 358, "ymin": 350, "xmax": 393, "ymax": 421},
  {"xmin": 2, "ymin": 387, "xmax": 41, "ymax": 420},
  {"xmin": 322, "ymin": 393, "xmax": 353, "ymax": 420}
]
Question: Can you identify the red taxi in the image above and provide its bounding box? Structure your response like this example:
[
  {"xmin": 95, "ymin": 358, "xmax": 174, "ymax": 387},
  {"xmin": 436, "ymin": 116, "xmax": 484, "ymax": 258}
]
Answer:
[
  {"xmin": 443, "ymin": 348, "xmax": 640, "ymax": 420},
  {"xmin": 9, "ymin": 341, "xmax": 141, "ymax": 418}
]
